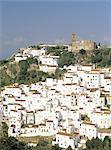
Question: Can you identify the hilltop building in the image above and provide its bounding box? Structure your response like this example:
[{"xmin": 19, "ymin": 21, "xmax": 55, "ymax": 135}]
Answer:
[{"xmin": 72, "ymin": 33, "xmax": 96, "ymax": 51}]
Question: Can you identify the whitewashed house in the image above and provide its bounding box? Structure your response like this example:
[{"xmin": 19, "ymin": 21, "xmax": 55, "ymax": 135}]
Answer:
[
  {"xmin": 79, "ymin": 121, "xmax": 97, "ymax": 140},
  {"xmin": 97, "ymin": 128, "xmax": 111, "ymax": 140},
  {"xmin": 90, "ymin": 108, "xmax": 111, "ymax": 128},
  {"xmin": 52, "ymin": 131, "xmax": 80, "ymax": 149}
]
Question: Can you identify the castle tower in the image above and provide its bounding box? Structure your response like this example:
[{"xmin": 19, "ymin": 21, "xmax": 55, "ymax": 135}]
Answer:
[
  {"xmin": 71, "ymin": 33, "xmax": 96, "ymax": 51},
  {"xmin": 72, "ymin": 33, "xmax": 77, "ymax": 50}
]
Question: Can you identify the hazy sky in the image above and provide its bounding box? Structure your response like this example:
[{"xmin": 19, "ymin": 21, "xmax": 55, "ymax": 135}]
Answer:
[{"xmin": 0, "ymin": 0, "xmax": 111, "ymax": 59}]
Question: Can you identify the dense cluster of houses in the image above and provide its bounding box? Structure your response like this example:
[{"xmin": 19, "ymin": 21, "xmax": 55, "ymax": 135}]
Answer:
[
  {"xmin": 1, "ymin": 62, "xmax": 111, "ymax": 149},
  {"xmin": 14, "ymin": 46, "xmax": 59, "ymax": 73}
]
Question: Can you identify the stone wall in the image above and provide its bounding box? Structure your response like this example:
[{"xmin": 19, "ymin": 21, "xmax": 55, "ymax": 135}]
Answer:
[{"xmin": 72, "ymin": 33, "xmax": 96, "ymax": 51}]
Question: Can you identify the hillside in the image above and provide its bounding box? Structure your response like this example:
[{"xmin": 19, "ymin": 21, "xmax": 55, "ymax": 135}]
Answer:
[{"xmin": 0, "ymin": 46, "xmax": 111, "ymax": 88}]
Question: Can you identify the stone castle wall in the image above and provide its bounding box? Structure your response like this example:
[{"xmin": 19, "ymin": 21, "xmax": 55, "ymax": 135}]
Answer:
[{"xmin": 72, "ymin": 33, "xmax": 96, "ymax": 51}]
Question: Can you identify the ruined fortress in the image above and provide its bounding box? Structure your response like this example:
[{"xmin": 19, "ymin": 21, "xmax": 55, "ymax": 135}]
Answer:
[{"xmin": 72, "ymin": 33, "xmax": 96, "ymax": 51}]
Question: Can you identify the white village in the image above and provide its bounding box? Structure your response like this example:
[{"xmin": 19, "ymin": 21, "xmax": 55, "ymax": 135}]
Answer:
[{"xmin": 0, "ymin": 44, "xmax": 111, "ymax": 150}]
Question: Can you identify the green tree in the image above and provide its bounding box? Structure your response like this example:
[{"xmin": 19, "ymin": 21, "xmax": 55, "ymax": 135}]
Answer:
[
  {"xmin": 0, "ymin": 60, "xmax": 8, "ymax": 66},
  {"xmin": 58, "ymin": 51, "xmax": 75, "ymax": 68},
  {"xmin": 46, "ymin": 47, "xmax": 62, "ymax": 56},
  {"xmin": 35, "ymin": 139, "xmax": 52, "ymax": 150},
  {"xmin": 91, "ymin": 48, "xmax": 111, "ymax": 67},
  {"xmin": 55, "ymin": 68, "xmax": 63, "ymax": 79},
  {"xmin": 85, "ymin": 137, "xmax": 103, "ymax": 150},
  {"xmin": 103, "ymin": 136, "xmax": 111, "ymax": 150},
  {"xmin": 17, "ymin": 60, "xmax": 29, "ymax": 83},
  {"xmin": 19, "ymin": 60, "xmax": 29, "ymax": 73},
  {"xmin": 79, "ymin": 49, "xmax": 86, "ymax": 55},
  {"xmin": 0, "ymin": 69, "xmax": 13, "ymax": 87},
  {"xmin": 0, "ymin": 136, "xmax": 32, "ymax": 150},
  {"xmin": 52, "ymin": 144, "xmax": 61, "ymax": 150},
  {"xmin": 27, "ymin": 57, "xmax": 38, "ymax": 65},
  {"xmin": 98, "ymin": 43, "xmax": 101, "ymax": 47},
  {"xmin": 1, "ymin": 122, "xmax": 8, "ymax": 138},
  {"xmin": 29, "ymin": 45, "xmax": 41, "ymax": 50},
  {"xmin": 67, "ymin": 145, "xmax": 73, "ymax": 150}
]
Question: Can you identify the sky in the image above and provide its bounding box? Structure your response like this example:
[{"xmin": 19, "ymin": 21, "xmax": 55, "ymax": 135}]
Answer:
[{"xmin": 0, "ymin": 0, "xmax": 111, "ymax": 59}]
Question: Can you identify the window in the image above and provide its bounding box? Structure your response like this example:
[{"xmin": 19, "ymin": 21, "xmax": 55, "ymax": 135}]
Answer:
[{"xmin": 12, "ymin": 128, "xmax": 15, "ymax": 133}]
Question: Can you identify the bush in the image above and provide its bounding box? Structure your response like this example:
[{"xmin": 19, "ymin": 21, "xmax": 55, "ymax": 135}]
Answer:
[
  {"xmin": 91, "ymin": 48, "xmax": 111, "ymax": 67},
  {"xmin": 79, "ymin": 49, "xmax": 86, "ymax": 55},
  {"xmin": 58, "ymin": 51, "xmax": 75, "ymax": 68},
  {"xmin": 84, "ymin": 137, "xmax": 111, "ymax": 150},
  {"xmin": 27, "ymin": 57, "xmax": 38, "ymax": 65},
  {"xmin": 0, "ymin": 60, "xmax": 8, "ymax": 66}
]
